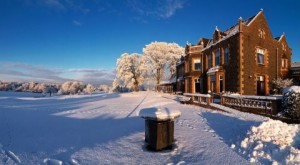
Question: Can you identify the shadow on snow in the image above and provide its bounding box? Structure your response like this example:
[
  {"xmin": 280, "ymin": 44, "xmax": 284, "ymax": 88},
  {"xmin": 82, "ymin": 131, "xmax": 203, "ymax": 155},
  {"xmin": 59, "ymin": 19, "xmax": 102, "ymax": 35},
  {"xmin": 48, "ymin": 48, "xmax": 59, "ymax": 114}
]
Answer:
[{"xmin": 0, "ymin": 92, "xmax": 146, "ymax": 164}]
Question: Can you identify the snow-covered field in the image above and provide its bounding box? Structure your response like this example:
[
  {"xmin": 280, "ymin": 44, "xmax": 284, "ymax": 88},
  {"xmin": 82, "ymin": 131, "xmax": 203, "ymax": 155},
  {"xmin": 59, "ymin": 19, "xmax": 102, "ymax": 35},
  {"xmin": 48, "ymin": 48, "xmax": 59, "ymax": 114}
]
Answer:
[{"xmin": 0, "ymin": 91, "xmax": 299, "ymax": 165}]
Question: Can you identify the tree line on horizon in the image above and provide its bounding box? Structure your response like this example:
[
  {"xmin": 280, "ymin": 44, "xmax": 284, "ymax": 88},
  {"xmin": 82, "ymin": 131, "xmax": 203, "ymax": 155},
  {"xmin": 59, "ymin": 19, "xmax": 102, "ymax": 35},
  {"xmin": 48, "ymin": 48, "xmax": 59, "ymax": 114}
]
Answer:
[{"xmin": 0, "ymin": 81, "xmax": 111, "ymax": 95}]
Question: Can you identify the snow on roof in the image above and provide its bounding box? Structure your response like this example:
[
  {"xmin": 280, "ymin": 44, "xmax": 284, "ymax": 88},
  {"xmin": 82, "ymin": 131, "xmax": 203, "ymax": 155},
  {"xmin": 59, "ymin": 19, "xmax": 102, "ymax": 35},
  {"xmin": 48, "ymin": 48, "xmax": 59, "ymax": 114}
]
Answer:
[
  {"xmin": 246, "ymin": 10, "xmax": 263, "ymax": 26},
  {"xmin": 207, "ymin": 66, "xmax": 220, "ymax": 74},
  {"xmin": 202, "ymin": 25, "xmax": 239, "ymax": 52},
  {"xmin": 292, "ymin": 62, "xmax": 300, "ymax": 68},
  {"xmin": 275, "ymin": 34, "xmax": 285, "ymax": 42},
  {"xmin": 138, "ymin": 107, "xmax": 181, "ymax": 121},
  {"xmin": 201, "ymin": 11, "xmax": 259, "ymax": 52}
]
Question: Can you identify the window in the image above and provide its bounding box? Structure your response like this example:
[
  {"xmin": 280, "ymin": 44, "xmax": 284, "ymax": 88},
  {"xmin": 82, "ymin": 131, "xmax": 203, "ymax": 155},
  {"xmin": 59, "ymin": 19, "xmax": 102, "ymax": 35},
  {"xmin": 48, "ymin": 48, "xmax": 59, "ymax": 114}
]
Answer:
[
  {"xmin": 194, "ymin": 59, "xmax": 201, "ymax": 70},
  {"xmin": 208, "ymin": 54, "xmax": 212, "ymax": 68},
  {"xmin": 257, "ymin": 48, "xmax": 264, "ymax": 65},
  {"xmin": 282, "ymin": 58, "xmax": 288, "ymax": 68},
  {"xmin": 224, "ymin": 48, "xmax": 229, "ymax": 64},
  {"xmin": 210, "ymin": 75, "xmax": 216, "ymax": 92},
  {"xmin": 282, "ymin": 43, "xmax": 286, "ymax": 51},
  {"xmin": 215, "ymin": 49, "xmax": 220, "ymax": 66},
  {"xmin": 259, "ymin": 29, "xmax": 265, "ymax": 39}
]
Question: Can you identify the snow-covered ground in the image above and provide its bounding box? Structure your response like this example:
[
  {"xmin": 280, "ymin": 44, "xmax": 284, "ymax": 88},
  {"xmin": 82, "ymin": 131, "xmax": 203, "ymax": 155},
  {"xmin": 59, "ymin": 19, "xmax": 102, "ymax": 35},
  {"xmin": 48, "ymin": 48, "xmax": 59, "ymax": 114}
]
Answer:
[{"xmin": 0, "ymin": 91, "xmax": 298, "ymax": 164}]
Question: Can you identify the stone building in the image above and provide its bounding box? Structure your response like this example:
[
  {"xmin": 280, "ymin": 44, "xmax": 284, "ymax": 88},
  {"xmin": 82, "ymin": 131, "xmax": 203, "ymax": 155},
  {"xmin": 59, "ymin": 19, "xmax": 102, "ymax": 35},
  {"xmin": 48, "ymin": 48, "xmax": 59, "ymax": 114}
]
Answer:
[
  {"xmin": 291, "ymin": 62, "xmax": 300, "ymax": 85},
  {"xmin": 176, "ymin": 10, "xmax": 292, "ymax": 96}
]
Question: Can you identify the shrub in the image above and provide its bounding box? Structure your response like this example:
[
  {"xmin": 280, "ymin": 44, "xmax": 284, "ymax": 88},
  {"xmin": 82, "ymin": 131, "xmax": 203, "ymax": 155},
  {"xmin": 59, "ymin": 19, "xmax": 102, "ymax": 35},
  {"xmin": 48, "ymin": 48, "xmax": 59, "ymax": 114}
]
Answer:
[
  {"xmin": 282, "ymin": 86, "xmax": 300, "ymax": 119},
  {"xmin": 272, "ymin": 78, "xmax": 293, "ymax": 94}
]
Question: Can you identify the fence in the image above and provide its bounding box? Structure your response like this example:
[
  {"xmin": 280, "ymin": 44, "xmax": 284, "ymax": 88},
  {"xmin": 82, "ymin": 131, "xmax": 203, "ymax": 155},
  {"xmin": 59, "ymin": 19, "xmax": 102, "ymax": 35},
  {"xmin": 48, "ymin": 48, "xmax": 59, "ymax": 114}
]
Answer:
[
  {"xmin": 221, "ymin": 94, "xmax": 282, "ymax": 116},
  {"xmin": 183, "ymin": 93, "xmax": 212, "ymax": 105}
]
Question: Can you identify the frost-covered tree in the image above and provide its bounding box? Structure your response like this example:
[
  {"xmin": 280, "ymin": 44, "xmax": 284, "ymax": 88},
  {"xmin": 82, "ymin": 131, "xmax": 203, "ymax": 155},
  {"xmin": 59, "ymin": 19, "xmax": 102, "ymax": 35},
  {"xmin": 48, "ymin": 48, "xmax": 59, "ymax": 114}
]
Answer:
[
  {"xmin": 0, "ymin": 82, "xmax": 13, "ymax": 91},
  {"xmin": 116, "ymin": 53, "xmax": 146, "ymax": 92},
  {"xmin": 58, "ymin": 81, "xmax": 84, "ymax": 95},
  {"xmin": 143, "ymin": 41, "xmax": 184, "ymax": 86},
  {"xmin": 83, "ymin": 84, "xmax": 95, "ymax": 94},
  {"xmin": 99, "ymin": 84, "xmax": 110, "ymax": 92},
  {"xmin": 112, "ymin": 78, "xmax": 120, "ymax": 92},
  {"xmin": 272, "ymin": 78, "xmax": 293, "ymax": 94}
]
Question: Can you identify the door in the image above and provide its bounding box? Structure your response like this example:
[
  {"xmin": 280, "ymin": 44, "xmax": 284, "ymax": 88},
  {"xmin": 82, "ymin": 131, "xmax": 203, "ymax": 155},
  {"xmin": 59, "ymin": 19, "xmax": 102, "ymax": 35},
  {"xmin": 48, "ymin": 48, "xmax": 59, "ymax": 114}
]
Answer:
[
  {"xmin": 257, "ymin": 76, "xmax": 265, "ymax": 96},
  {"xmin": 219, "ymin": 75, "xmax": 224, "ymax": 93},
  {"xmin": 194, "ymin": 78, "xmax": 201, "ymax": 93}
]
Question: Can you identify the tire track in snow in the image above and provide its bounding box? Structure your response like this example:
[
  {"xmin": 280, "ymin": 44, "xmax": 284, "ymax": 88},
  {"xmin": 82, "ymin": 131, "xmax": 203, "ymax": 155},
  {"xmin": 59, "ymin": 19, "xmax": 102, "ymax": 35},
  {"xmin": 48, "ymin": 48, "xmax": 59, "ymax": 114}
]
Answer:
[{"xmin": 126, "ymin": 92, "xmax": 149, "ymax": 118}]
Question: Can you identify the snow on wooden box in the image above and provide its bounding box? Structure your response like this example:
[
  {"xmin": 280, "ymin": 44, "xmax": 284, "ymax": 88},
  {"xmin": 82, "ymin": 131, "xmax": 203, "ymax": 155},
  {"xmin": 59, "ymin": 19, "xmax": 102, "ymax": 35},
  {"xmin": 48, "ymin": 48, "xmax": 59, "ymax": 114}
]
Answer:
[
  {"xmin": 139, "ymin": 107, "xmax": 181, "ymax": 151},
  {"xmin": 138, "ymin": 107, "xmax": 181, "ymax": 121}
]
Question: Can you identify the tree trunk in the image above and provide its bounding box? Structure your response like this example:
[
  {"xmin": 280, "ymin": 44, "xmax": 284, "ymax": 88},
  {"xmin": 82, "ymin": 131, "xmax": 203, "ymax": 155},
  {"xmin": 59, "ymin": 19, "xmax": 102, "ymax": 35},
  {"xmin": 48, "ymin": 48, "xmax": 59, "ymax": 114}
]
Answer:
[{"xmin": 133, "ymin": 81, "xmax": 139, "ymax": 92}]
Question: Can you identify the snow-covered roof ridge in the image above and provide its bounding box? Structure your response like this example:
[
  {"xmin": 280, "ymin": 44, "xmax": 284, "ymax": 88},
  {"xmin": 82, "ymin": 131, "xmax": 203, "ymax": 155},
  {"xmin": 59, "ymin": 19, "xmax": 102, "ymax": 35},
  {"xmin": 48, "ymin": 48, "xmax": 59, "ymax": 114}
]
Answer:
[
  {"xmin": 201, "ymin": 11, "xmax": 261, "ymax": 52},
  {"xmin": 292, "ymin": 62, "xmax": 300, "ymax": 68},
  {"xmin": 246, "ymin": 9, "xmax": 263, "ymax": 27},
  {"xmin": 275, "ymin": 33, "xmax": 285, "ymax": 42},
  {"xmin": 207, "ymin": 66, "xmax": 221, "ymax": 74}
]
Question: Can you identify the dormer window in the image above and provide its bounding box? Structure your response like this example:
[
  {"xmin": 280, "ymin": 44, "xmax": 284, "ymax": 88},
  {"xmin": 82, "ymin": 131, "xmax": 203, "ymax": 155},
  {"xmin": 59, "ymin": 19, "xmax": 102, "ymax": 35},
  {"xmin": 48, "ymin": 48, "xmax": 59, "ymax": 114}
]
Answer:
[{"xmin": 257, "ymin": 48, "xmax": 265, "ymax": 65}]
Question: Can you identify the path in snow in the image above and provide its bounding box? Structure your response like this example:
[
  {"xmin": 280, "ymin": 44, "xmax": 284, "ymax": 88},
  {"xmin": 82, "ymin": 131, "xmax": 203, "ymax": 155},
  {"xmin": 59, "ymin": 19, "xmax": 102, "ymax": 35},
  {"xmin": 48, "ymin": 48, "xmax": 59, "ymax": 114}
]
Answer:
[{"xmin": 0, "ymin": 91, "xmax": 266, "ymax": 164}]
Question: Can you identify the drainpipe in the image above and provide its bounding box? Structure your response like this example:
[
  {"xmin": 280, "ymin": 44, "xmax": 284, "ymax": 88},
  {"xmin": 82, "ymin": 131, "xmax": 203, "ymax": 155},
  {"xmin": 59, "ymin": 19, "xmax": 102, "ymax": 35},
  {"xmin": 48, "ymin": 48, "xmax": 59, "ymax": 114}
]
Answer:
[
  {"xmin": 201, "ymin": 52, "xmax": 204, "ymax": 93},
  {"xmin": 276, "ymin": 48, "xmax": 278, "ymax": 79}
]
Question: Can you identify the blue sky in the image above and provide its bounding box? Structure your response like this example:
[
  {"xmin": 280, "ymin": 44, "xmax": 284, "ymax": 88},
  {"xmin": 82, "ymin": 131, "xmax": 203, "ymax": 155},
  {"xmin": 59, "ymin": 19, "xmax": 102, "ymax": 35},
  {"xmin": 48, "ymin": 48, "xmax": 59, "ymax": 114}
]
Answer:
[{"xmin": 0, "ymin": 0, "xmax": 299, "ymax": 85}]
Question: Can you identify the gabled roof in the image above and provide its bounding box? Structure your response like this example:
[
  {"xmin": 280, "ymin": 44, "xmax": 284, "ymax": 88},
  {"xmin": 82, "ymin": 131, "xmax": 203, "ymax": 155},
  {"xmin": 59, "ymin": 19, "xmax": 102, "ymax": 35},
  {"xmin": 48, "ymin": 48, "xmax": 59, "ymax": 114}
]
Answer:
[
  {"xmin": 275, "ymin": 34, "xmax": 285, "ymax": 42},
  {"xmin": 246, "ymin": 9, "xmax": 263, "ymax": 26},
  {"xmin": 202, "ymin": 10, "xmax": 262, "ymax": 52}
]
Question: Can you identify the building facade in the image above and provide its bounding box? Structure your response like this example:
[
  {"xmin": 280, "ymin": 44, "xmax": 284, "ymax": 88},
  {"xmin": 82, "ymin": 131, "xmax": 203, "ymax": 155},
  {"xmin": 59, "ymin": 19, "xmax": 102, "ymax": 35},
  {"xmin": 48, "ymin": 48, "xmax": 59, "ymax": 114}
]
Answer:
[
  {"xmin": 176, "ymin": 10, "xmax": 292, "ymax": 96},
  {"xmin": 291, "ymin": 62, "xmax": 300, "ymax": 85}
]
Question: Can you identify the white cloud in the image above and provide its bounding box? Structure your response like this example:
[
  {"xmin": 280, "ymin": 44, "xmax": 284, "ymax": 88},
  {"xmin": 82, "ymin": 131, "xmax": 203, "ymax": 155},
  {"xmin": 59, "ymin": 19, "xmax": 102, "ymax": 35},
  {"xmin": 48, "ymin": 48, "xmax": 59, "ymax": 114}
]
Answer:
[
  {"xmin": 72, "ymin": 20, "xmax": 82, "ymax": 26},
  {"xmin": 0, "ymin": 62, "xmax": 115, "ymax": 86},
  {"xmin": 128, "ymin": 0, "xmax": 185, "ymax": 19},
  {"xmin": 26, "ymin": 0, "xmax": 90, "ymax": 13},
  {"xmin": 44, "ymin": 0, "xmax": 66, "ymax": 10},
  {"xmin": 160, "ymin": 0, "xmax": 184, "ymax": 18}
]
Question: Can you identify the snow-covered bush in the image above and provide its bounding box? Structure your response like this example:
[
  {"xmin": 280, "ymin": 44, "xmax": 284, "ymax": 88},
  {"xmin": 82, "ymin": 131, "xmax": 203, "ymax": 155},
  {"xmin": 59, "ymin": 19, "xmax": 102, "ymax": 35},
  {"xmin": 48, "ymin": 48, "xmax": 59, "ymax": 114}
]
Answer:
[
  {"xmin": 83, "ymin": 84, "xmax": 95, "ymax": 94},
  {"xmin": 0, "ymin": 81, "xmax": 13, "ymax": 91},
  {"xmin": 98, "ymin": 84, "xmax": 110, "ymax": 93},
  {"xmin": 58, "ymin": 81, "xmax": 84, "ymax": 95},
  {"xmin": 282, "ymin": 86, "xmax": 300, "ymax": 119},
  {"xmin": 272, "ymin": 78, "xmax": 293, "ymax": 94}
]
